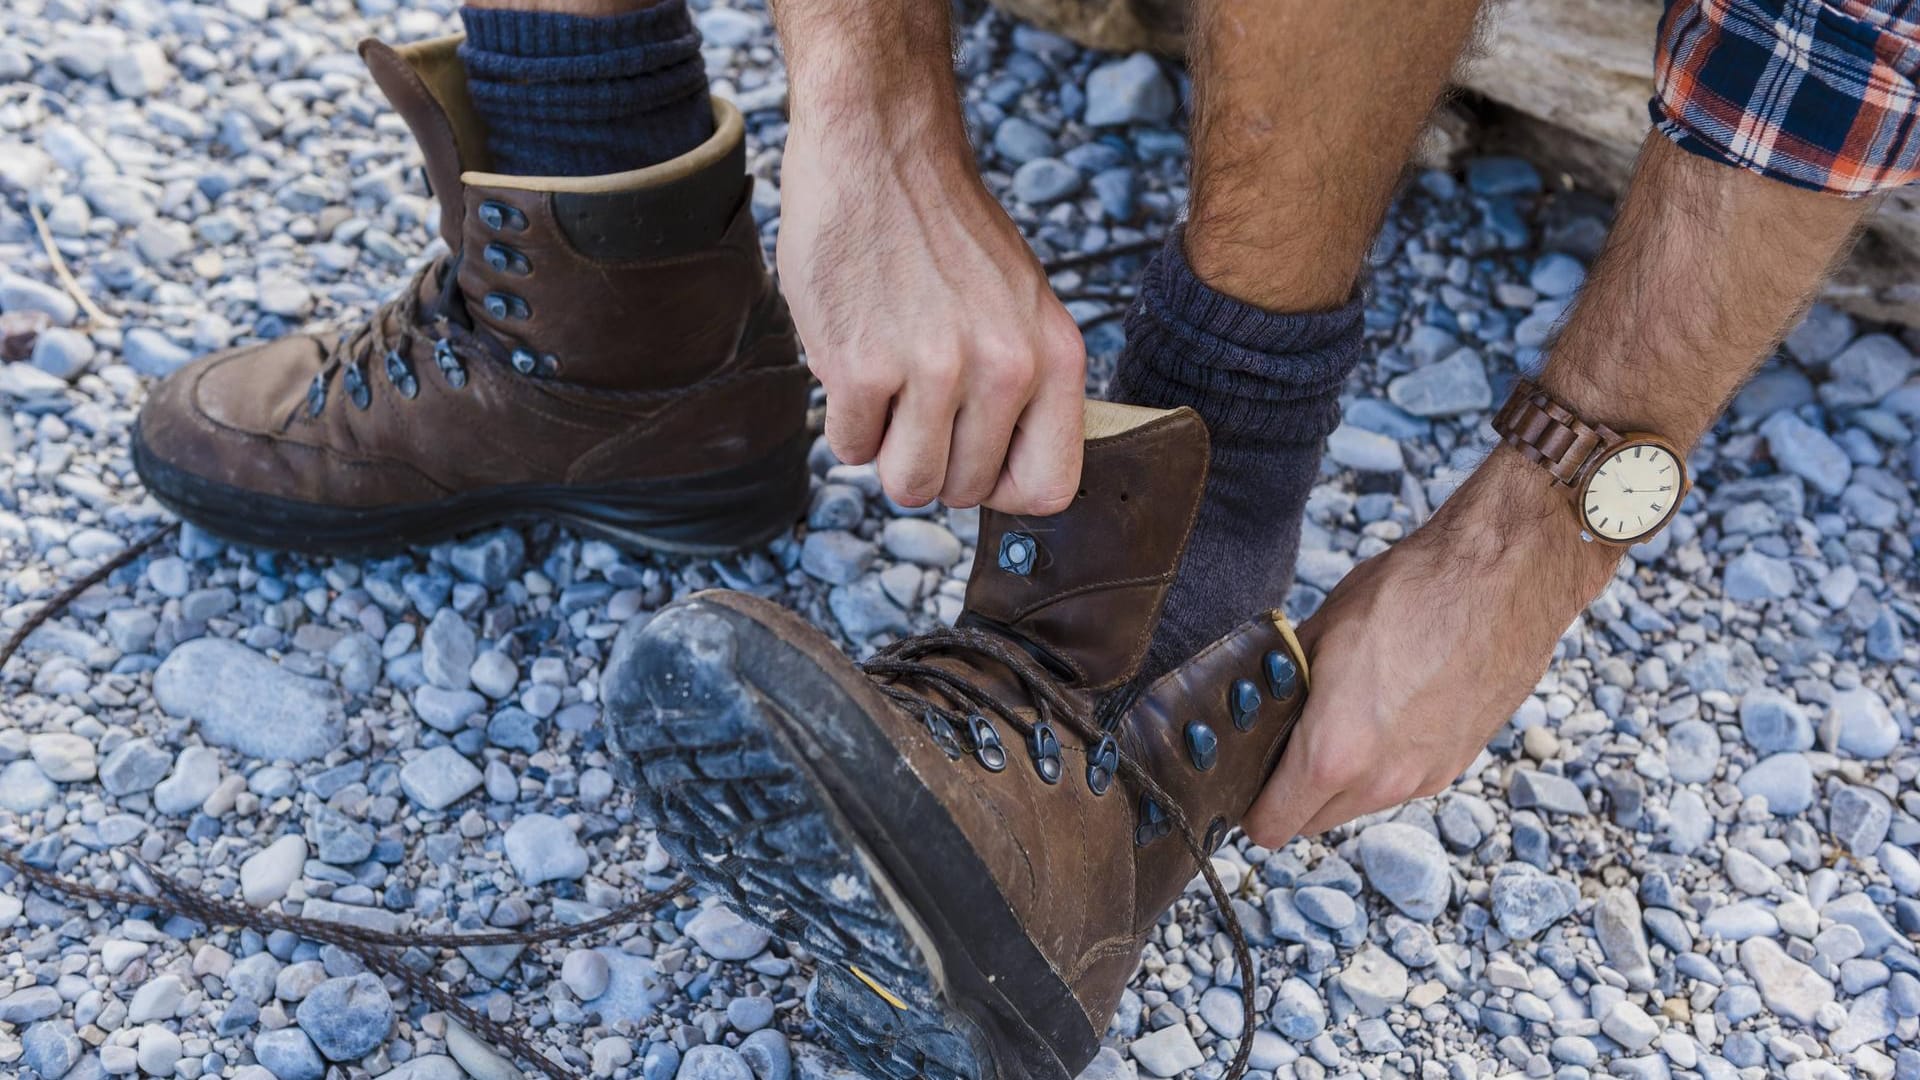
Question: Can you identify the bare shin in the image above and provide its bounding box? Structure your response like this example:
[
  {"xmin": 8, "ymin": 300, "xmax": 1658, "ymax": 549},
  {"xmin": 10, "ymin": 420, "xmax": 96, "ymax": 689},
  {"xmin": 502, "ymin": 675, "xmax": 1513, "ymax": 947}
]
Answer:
[{"xmin": 1185, "ymin": 0, "xmax": 1486, "ymax": 311}]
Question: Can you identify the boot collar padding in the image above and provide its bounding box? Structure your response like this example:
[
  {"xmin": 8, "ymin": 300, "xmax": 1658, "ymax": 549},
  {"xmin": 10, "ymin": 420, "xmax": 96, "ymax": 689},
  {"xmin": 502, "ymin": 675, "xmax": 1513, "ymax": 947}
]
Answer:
[{"xmin": 462, "ymin": 97, "xmax": 745, "ymax": 194}]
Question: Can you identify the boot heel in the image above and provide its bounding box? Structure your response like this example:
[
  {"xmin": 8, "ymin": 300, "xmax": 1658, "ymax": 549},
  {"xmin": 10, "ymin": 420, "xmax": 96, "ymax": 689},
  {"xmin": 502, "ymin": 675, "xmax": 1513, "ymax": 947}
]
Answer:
[
  {"xmin": 553, "ymin": 429, "xmax": 810, "ymax": 555},
  {"xmin": 808, "ymin": 965, "xmax": 995, "ymax": 1080}
]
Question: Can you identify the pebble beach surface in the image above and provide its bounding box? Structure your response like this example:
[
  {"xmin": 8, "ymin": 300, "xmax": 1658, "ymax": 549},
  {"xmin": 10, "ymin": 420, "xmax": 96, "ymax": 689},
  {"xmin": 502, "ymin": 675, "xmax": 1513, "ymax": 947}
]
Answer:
[{"xmin": 1, "ymin": 1, "xmax": 1917, "ymax": 1079}]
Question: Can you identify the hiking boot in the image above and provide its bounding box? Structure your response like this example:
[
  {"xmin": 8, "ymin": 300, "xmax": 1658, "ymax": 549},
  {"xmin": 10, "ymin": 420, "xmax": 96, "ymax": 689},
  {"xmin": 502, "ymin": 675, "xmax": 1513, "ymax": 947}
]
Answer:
[
  {"xmin": 131, "ymin": 34, "xmax": 808, "ymax": 556},
  {"xmin": 601, "ymin": 401, "xmax": 1309, "ymax": 1080}
]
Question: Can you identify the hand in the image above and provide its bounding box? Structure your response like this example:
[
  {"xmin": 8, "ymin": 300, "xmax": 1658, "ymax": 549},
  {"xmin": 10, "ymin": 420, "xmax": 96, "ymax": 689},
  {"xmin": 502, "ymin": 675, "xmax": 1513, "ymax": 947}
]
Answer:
[
  {"xmin": 776, "ymin": 99, "xmax": 1087, "ymax": 514},
  {"xmin": 1243, "ymin": 449, "xmax": 1623, "ymax": 846}
]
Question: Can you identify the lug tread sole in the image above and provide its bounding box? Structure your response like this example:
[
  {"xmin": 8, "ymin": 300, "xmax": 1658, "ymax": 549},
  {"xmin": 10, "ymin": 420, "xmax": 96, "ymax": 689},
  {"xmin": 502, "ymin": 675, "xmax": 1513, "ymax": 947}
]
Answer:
[{"xmin": 603, "ymin": 609, "xmax": 992, "ymax": 1080}]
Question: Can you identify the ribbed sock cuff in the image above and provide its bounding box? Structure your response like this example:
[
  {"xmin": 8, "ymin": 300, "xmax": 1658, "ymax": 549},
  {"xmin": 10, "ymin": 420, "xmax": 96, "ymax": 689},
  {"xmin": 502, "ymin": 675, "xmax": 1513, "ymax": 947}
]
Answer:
[
  {"xmin": 457, "ymin": 3, "xmax": 713, "ymax": 175},
  {"xmin": 459, "ymin": 5, "xmax": 702, "ymax": 80},
  {"xmin": 1112, "ymin": 227, "xmax": 1365, "ymax": 447}
]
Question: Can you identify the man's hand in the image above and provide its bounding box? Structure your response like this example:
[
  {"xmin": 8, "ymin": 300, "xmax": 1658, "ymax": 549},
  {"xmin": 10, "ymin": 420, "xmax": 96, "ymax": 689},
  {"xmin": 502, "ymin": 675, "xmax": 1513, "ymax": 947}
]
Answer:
[
  {"xmin": 779, "ymin": 129, "xmax": 1086, "ymax": 513},
  {"xmin": 1243, "ymin": 450, "xmax": 1621, "ymax": 846},
  {"xmin": 770, "ymin": 1, "xmax": 1086, "ymax": 515}
]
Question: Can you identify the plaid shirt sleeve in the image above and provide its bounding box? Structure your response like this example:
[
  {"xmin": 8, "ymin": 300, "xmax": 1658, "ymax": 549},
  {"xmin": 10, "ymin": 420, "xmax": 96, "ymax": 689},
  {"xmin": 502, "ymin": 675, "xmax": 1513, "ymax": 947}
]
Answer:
[{"xmin": 1652, "ymin": 0, "xmax": 1920, "ymax": 195}]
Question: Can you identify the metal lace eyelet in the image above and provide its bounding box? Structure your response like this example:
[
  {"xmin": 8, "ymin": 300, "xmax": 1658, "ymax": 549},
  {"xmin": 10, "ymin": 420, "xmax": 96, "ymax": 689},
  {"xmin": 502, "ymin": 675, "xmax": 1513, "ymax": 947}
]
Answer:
[
  {"xmin": 343, "ymin": 361, "xmax": 371, "ymax": 410},
  {"xmin": 998, "ymin": 532, "xmax": 1037, "ymax": 576},
  {"xmin": 1230, "ymin": 678, "xmax": 1260, "ymax": 731},
  {"xmin": 477, "ymin": 200, "xmax": 526, "ymax": 232},
  {"xmin": 1134, "ymin": 795, "xmax": 1172, "ymax": 847},
  {"xmin": 965, "ymin": 714, "xmax": 1007, "ymax": 772},
  {"xmin": 1186, "ymin": 722, "xmax": 1218, "ymax": 771},
  {"xmin": 1086, "ymin": 733, "xmax": 1119, "ymax": 795},
  {"xmin": 483, "ymin": 242, "xmax": 529, "ymax": 275},
  {"xmin": 511, "ymin": 348, "xmax": 538, "ymax": 375},
  {"xmin": 1264, "ymin": 650, "xmax": 1299, "ymax": 700},
  {"xmin": 922, "ymin": 710, "xmax": 965, "ymax": 760},
  {"xmin": 484, "ymin": 292, "xmax": 530, "ymax": 321},
  {"xmin": 434, "ymin": 339, "xmax": 467, "ymax": 389},
  {"xmin": 305, "ymin": 374, "xmax": 327, "ymax": 417},
  {"xmin": 385, "ymin": 348, "xmax": 418, "ymax": 400},
  {"xmin": 1029, "ymin": 721, "xmax": 1063, "ymax": 785}
]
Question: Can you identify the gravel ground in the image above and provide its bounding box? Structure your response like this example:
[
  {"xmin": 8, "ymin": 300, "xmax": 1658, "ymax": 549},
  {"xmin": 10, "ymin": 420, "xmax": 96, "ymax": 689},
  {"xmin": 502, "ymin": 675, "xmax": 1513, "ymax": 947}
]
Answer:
[{"xmin": 2, "ymin": 2, "xmax": 1918, "ymax": 1080}]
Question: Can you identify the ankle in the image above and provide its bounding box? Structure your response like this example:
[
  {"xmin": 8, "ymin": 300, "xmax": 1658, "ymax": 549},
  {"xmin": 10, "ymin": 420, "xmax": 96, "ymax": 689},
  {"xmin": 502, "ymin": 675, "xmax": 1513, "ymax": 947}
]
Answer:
[
  {"xmin": 1112, "ymin": 228, "xmax": 1363, "ymax": 449},
  {"xmin": 458, "ymin": 1, "xmax": 713, "ymax": 176}
]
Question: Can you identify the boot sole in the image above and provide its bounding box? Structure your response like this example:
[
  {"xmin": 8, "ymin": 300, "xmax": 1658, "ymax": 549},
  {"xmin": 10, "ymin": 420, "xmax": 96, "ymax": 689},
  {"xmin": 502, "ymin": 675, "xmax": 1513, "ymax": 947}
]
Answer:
[
  {"xmin": 130, "ymin": 426, "xmax": 810, "ymax": 558},
  {"xmin": 602, "ymin": 595, "xmax": 1094, "ymax": 1080}
]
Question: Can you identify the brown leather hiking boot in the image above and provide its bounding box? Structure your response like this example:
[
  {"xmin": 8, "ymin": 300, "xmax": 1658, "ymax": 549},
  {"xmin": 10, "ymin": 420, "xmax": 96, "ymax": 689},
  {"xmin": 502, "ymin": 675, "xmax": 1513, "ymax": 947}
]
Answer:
[
  {"xmin": 131, "ymin": 35, "xmax": 808, "ymax": 556},
  {"xmin": 601, "ymin": 401, "xmax": 1309, "ymax": 1080}
]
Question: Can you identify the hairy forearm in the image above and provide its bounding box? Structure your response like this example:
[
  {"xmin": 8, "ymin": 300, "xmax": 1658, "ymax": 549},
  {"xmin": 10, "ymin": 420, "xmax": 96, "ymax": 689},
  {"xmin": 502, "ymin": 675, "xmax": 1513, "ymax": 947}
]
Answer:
[
  {"xmin": 1440, "ymin": 134, "xmax": 1870, "ymax": 584},
  {"xmin": 1539, "ymin": 133, "xmax": 1870, "ymax": 449},
  {"xmin": 770, "ymin": 0, "xmax": 967, "ymax": 157}
]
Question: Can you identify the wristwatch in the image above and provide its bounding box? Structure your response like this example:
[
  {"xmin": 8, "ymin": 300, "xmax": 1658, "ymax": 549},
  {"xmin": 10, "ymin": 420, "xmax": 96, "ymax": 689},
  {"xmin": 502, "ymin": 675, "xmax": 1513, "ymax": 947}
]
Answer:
[{"xmin": 1491, "ymin": 377, "xmax": 1691, "ymax": 546}]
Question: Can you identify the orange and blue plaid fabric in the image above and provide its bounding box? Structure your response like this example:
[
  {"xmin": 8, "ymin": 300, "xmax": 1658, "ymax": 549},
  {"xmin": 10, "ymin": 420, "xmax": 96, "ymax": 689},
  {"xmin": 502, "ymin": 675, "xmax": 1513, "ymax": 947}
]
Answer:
[{"xmin": 1653, "ymin": 0, "xmax": 1920, "ymax": 195}]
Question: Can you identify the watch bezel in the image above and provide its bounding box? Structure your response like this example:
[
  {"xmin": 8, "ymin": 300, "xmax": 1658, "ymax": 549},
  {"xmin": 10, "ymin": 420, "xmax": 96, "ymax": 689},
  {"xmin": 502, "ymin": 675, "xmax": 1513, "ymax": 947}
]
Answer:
[{"xmin": 1575, "ymin": 433, "xmax": 1689, "ymax": 546}]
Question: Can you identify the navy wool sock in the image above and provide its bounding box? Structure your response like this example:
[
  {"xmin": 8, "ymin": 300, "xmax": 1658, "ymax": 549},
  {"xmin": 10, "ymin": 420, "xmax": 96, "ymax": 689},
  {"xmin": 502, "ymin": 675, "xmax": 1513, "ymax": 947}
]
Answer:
[
  {"xmin": 458, "ymin": 4, "xmax": 714, "ymax": 176},
  {"xmin": 1112, "ymin": 228, "xmax": 1365, "ymax": 682}
]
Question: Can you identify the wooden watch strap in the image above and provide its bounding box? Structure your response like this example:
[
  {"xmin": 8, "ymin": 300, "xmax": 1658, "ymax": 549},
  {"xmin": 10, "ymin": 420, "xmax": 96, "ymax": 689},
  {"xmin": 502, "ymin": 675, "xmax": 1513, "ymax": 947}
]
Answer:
[{"xmin": 1491, "ymin": 378, "xmax": 1616, "ymax": 487}]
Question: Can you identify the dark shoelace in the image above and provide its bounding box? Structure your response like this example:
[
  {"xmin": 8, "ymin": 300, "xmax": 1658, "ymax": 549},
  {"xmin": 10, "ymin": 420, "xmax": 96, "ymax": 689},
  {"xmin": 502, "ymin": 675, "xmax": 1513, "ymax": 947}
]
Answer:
[
  {"xmin": 297, "ymin": 258, "xmax": 496, "ymax": 425},
  {"xmin": 861, "ymin": 627, "xmax": 1261, "ymax": 1080},
  {"xmin": 0, "ymin": 523, "xmax": 691, "ymax": 1080}
]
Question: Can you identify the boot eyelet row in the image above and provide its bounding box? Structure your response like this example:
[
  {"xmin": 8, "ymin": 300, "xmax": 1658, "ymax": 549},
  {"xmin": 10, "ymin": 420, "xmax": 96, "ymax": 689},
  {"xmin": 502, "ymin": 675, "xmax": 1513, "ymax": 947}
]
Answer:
[
  {"xmin": 477, "ymin": 201, "xmax": 527, "ymax": 232},
  {"xmin": 434, "ymin": 339, "xmax": 467, "ymax": 389},
  {"xmin": 1264, "ymin": 650, "xmax": 1299, "ymax": 699},
  {"xmin": 965, "ymin": 714, "xmax": 1008, "ymax": 772},
  {"xmin": 509, "ymin": 348, "xmax": 559, "ymax": 377},
  {"xmin": 922, "ymin": 710, "xmax": 966, "ymax": 760},
  {"xmin": 998, "ymin": 531, "xmax": 1037, "ymax": 576},
  {"xmin": 1135, "ymin": 795, "xmax": 1172, "ymax": 847},
  {"xmin": 482, "ymin": 242, "xmax": 530, "ymax": 276},
  {"xmin": 1086, "ymin": 733, "xmax": 1119, "ymax": 795},
  {"xmin": 1185, "ymin": 721, "xmax": 1218, "ymax": 771},
  {"xmin": 1230, "ymin": 678, "xmax": 1261, "ymax": 731},
  {"xmin": 484, "ymin": 292, "xmax": 530, "ymax": 321},
  {"xmin": 384, "ymin": 348, "xmax": 418, "ymax": 399},
  {"xmin": 1029, "ymin": 721, "xmax": 1063, "ymax": 784},
  {"xmin": 343, "ymin": 361, "xmax": 372, "ymax": 410}
]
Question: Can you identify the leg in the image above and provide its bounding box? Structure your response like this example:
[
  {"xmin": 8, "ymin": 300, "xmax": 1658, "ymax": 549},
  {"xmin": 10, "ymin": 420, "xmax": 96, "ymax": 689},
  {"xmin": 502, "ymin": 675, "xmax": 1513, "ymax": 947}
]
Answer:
[
  {"xmin": 459, "ymin": 0, "xmax": 714, "ymax": 175},
  {"xmin": 1185, "ymin": 0, "xmax": 1487, "ymax": 311},
  {"xmin": 1115, "ymin": 0, "xmax": 1486, "ymax": 678}
]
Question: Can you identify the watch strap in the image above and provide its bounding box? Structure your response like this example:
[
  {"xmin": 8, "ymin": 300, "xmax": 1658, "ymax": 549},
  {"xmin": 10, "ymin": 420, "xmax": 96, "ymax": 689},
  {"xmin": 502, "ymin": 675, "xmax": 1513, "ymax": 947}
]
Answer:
[{"xmin": 1491, "ymin": 378, "xmax": 1620, "ymax": 487}]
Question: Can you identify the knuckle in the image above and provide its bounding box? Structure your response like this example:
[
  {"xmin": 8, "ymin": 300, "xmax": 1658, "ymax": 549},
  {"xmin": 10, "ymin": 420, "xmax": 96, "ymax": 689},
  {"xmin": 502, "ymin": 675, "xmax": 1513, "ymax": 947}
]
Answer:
[
  {"xmin": 978, "ymin": 355, "xmax": 1035, "ymax": 398},
  {"xmin": 919, "ymin": 353, "xmax": 965, "ymax": 391},
  {"xmin": 882, "ymin": 465, "xmax": 941, "ymax": 505},
  {"xmin": 1304, "ymin": 751, "xmax": 1356, "ymax": 790}
]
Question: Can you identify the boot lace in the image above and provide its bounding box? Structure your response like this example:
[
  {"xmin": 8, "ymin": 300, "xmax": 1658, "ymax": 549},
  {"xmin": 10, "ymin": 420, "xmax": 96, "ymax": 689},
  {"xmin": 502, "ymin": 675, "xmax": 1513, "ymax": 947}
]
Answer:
[
  {"xmin": 297, "ymin": 257, "xmax": 495, "ymax": 424},
  {"xmin": 860, "ymin": 628, "xmax": 1264, "ymax": 1080}
]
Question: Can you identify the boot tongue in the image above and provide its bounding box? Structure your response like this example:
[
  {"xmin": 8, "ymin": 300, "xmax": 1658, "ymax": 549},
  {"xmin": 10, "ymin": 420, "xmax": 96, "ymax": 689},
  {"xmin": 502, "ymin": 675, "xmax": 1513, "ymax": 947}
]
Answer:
[
  {"xmin": 359, "ymin": 35, "xmax": 489, "ymax": 249},
  {"xmin": 961, "ymin": 403, "xmax": 1210, "ymax": 692}
]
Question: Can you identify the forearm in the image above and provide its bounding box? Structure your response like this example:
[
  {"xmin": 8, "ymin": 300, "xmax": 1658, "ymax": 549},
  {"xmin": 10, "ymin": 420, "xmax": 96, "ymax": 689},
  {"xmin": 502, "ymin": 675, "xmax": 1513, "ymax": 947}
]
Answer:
[
  {"xmin": 770, "ymin": 0, "xmax": 967, "ymax": 160},
  {"xmin": 1443, "ymin": 133, "xmax": 1870, "ymax": 587},
  {"xmin": 1537, "ymin": 133, "xmax": 1870, "ymax": 450}
]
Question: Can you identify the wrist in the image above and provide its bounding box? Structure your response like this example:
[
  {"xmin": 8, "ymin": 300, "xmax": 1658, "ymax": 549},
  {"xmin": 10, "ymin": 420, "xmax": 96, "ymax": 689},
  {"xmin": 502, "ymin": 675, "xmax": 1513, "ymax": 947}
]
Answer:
[{"xmin": 1441, "ymin": 445, "xmax": 1623, "ymax": 593}]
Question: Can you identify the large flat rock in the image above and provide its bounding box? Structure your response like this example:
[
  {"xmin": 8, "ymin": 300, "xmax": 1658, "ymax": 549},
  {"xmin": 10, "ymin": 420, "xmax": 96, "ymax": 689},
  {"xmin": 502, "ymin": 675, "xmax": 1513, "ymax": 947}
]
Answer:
[{"xmin": 153, "ymin": 639, "xmax": 344, "ymax": 763}]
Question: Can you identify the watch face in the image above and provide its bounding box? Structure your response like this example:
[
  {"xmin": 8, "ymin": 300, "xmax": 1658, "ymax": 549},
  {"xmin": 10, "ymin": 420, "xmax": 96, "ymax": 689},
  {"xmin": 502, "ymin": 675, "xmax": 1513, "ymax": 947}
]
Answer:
[{"xmin": 1582, "ymin": 442, "xmax": 1683, "ymax": 542}]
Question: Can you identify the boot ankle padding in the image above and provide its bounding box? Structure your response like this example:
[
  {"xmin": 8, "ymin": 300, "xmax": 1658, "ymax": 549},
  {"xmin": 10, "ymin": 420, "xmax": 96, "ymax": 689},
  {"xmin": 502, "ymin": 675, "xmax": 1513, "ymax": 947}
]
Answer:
[
  {"xmin": 470, "ymin": 98, "xmax": 747, "ymax": 261},
  {"xmin": 1083, "ymin": 399, "xmax": 1172, "ymax": 439},
  {"xmin": 362, "ymin": 32, "xmax": 749, "ymax": 260}
]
